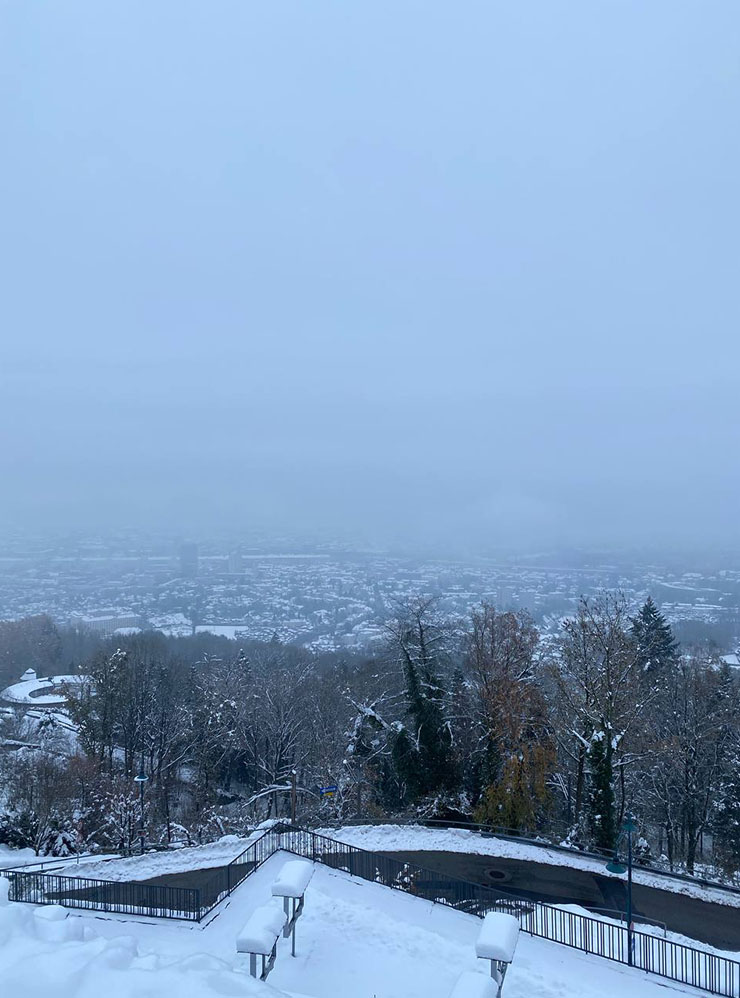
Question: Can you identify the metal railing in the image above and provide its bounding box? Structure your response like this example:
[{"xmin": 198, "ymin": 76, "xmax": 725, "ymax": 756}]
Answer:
[
  {"xmin": 197, "ymin": 827, "xmax": 279, "ymax": 919},
  {"xmin": 0, "ymin": 830, "xmax": 278, "ymax": 923},
  {"xmin": 4, "ymin": 869, "xmax": 200, "ymax": 920},
  {"xmin": 585, "ymin": 905, "xmax": 667, "ymax": 935}
]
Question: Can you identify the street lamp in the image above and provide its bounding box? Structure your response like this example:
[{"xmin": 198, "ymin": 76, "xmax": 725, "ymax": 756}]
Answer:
[
  {"xmin": 605, "ymin": 812, "xmax": 638, "ymax": 966},
  {"xmin": 133, "ymin": 759, "xmax": 149, "ymax": 856}
]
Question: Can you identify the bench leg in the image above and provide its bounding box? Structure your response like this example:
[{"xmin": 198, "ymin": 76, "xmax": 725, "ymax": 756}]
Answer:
[
  {"xmin": 249, "ymin": 954, "xmax": 256, "ymax": 978},
  {"xmin": 496, "ymin": 961, "xmax": 508, "ymax": 998}
]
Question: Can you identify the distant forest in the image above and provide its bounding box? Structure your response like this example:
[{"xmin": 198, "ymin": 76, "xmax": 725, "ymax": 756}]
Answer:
[{"xmin": 1, "ymin": 597, "xmax": 739, "ymax": 883}]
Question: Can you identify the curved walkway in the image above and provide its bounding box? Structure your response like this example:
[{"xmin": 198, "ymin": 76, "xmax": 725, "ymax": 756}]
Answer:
[{"xmin": 381, "ymin": 849, "xmax": 740, "ymax": 951}]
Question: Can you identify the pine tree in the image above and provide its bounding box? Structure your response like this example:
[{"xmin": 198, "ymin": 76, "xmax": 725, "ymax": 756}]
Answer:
[
  {"xmin": 386, "ymin": 599, "xmax": 457, "ymax": 802},
  {"xmin": 631, "ymin": 597, "xmax": 679, "ymax": 672},
  {"xmin": 393, "ymin": 648, "xmax": 455, "ymax": 799},
  {"xmin": 587, "ymin": 725, "xmax": 616, "ymax": 851},
  {"xmin": 714, "ymin": 741, "xmax": 740, "ymax": 876}
]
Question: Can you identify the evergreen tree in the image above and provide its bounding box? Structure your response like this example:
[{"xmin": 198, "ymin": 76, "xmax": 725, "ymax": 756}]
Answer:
[
  {"xmin": 344, "ymin": 697, "xmax": 400, "ymax": 811},
  {"xmin": 393, "ymin": 645, "xmax": 455, "ymax": 799},
  {"xmin": 631, "ymin": 597, "xmax": 679, "ymax": 672},
  {"xmin": 391, "ymin": 724, "xmax": 427, "ymax": 801},
  {"xmin": 386, "ymin": 599, "xmax": 457, "ymax": 801},
  {"xmin": 714, "ymin": 740, "xmax": 740, "ymax": 876},
  {"xmin": 587, "ymin": 725, "xmax": 616, "ymax": 851}
]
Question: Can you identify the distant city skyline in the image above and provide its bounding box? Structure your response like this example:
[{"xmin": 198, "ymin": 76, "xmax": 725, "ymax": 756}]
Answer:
[{"xmin": 1, "ymin": 525, "xmax": 738, "ymax": 655}]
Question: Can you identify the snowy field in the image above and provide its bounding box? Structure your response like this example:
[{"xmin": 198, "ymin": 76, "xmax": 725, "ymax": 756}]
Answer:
[
  {"xmin": 316, "ymin": 824, "xmax": 740, "ymax": 909},
  {"xmin": 0, "ymin": 850, "xmax": 716, "ymax": 998}
]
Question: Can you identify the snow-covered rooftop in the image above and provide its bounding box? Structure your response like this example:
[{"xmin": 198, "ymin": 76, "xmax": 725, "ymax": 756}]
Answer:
[{"xmin": 0, "ymin": 673, "xmax": 87, "ymax": 706}]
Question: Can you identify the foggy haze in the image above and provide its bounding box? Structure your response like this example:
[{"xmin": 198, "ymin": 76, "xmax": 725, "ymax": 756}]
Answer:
[{"xmin": 2, "ymin": 2, "xmax": 739, "ymax": 553}]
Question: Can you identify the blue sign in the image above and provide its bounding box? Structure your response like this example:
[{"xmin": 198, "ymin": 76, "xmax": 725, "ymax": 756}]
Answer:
[{"xmin": 319, "ymin": 785, "xmax": 338, "ymax": 797}]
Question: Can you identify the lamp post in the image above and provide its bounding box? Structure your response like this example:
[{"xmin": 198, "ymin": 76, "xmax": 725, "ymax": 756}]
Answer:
[
  {"xmin": 133, "ymin": 758, "xmax": 149, "ymax": 856},
  {"xmin": 606, "ymin": 812, "xmax": 638, "ymax": 966},
  {"xmin": 289, "ymin": 770, "xmax": 297, "ymax": 824}
]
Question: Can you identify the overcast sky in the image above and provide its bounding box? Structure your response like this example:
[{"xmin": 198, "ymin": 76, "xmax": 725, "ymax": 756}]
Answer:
[{"xmin": 1, "ymin": 2, "xmax": 738, "ymax": 553}]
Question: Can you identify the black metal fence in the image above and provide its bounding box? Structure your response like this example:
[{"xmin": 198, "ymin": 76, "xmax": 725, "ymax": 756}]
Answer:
[
  {"xmin": 197, "ymin": 825, "xmax": 282, "ymax": 919},
  {"xmin": 5, "ymin": 869, "xmax": 201, "ymax": 920},
  {"xmin": 2, "ymin": 830, "xmax": 279, "ymax": 923},
  {"xmin": 4, "ymin": 824, "xmax": 740, "ymax": 996}
]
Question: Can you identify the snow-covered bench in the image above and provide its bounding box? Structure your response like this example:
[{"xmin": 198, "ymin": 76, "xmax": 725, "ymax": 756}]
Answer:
[
  {"xmin": 236, "ymin": 902, "xmax": 288, "ymax": 980},
  {"xmin": 475, "ymin": 912, "xmax": 520, "ymax": 997},
  {"xmin": 271, "ymin": 859, "xmax": 314, "ymax": 957},
  {"xmin": 450, "ymin": 971, "xmax": 499, "ymax": 998}
]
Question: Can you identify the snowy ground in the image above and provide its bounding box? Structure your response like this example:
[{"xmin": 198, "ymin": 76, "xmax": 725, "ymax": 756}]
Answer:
[
  {"xmin": 0, "ymin": 847, "xmax": 111, "ymax": 872},
  {"xmin": 0, "ymin": 844, "xmax": 37, "ymax": 868},
  {"xmin": 316, "ymin": 824, "xmax": 740, "ymax": 909},
  {"xmin": 63, "ymin": 834, "xmax": 262, "ymax": 882},
  {"xmin": 0, "ymin": 850, "xmax": 710, "ymax": 998}
]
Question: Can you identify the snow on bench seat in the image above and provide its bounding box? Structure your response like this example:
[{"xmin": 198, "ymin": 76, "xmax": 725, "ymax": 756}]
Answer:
[
  {"xmin": 475, "ymin": 912, "xmax": 520, "ymax": 963},
  {"xmin": 270, "ymin": 860, "xmax": 314, "ymax": 898},
  {"xmin": 236, "ymin": 902, "xmax": 288, "ymax": 954},
  {"xmin": 450, "ymin": 971, "xmax": 499, "ymax": 998}
]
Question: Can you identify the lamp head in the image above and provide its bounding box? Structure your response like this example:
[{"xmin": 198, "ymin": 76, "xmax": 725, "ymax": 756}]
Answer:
[{"xmin": 606, "ymin": 839, "xmax": 626, "ymax": 874}]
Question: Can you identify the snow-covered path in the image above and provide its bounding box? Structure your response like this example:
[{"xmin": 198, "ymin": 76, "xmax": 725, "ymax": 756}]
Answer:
[{"xmin": 316, "ymin": 824, "xmax": 740, "ymax": 910}]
